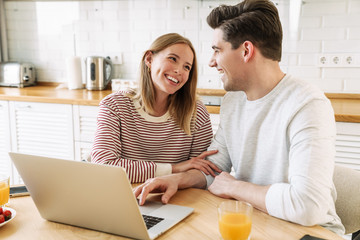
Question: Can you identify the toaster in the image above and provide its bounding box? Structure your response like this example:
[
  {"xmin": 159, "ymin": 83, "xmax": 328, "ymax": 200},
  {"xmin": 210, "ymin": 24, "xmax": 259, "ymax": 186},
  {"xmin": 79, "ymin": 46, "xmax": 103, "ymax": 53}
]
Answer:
[{"xmin": 0, "ymin": 62, "xmax": 36, "ymax": 88}]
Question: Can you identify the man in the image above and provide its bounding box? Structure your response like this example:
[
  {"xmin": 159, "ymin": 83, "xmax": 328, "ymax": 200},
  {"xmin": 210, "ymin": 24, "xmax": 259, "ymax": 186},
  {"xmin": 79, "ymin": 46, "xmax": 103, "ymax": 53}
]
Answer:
[{"xmin": 134, "ymin": 0, "xmax": 345, "ymax": 235}]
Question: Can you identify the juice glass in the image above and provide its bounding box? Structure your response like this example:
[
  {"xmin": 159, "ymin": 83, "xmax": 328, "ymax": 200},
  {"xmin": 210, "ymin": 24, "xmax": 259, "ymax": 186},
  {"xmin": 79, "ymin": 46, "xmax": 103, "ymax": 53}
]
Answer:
[
  {"xmin": 218, "ymin": 201, "xmax": 253, "ymax": 240},
  {"xmin": 0, "ymin": 174, "xmax": 10, "ymax": 207}
]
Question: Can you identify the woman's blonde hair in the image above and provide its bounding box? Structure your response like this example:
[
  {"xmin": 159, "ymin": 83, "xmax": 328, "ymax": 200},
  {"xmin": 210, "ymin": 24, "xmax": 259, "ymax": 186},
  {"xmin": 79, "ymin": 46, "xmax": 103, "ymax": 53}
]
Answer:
[{"xmin": 129, "ymin": 33, "xmax": 198, "ymax": 135}]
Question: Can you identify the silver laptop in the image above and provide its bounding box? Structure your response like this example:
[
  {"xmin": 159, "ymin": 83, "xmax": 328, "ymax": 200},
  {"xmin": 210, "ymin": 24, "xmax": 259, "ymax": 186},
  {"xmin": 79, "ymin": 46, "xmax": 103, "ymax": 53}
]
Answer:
[{"xmin": 9, "ymin": 152, "xmax": 193, "ymax": 240}]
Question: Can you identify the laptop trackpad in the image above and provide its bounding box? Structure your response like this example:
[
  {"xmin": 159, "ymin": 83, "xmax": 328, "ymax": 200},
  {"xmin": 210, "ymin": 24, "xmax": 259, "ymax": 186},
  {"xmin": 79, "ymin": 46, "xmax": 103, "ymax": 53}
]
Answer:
[{"xmin": 138, "ymin": 200, "xmax": 164, "ymax": 215}]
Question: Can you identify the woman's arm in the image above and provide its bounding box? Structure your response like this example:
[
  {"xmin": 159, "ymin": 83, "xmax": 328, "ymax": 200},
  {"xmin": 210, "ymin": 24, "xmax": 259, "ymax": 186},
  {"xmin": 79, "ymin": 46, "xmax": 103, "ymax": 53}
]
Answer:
[
  {"xmin": 91, "ymin": 98, "xmax": 161, "ymax": 183},
  {"xmin": 172, "ymin": 102, "xmax": 221, "ymax": 176}
]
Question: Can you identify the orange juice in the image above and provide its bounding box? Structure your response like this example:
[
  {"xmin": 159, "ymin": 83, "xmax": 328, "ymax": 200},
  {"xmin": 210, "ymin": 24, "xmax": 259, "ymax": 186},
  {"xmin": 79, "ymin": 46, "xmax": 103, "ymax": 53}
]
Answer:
[
  {"xmin": 0, "ymin": 181, "xmax": 10, "ymax": 206},
  {"xmin": 219, "ymin": 212, "xmax": 252, "ymax": 240}
]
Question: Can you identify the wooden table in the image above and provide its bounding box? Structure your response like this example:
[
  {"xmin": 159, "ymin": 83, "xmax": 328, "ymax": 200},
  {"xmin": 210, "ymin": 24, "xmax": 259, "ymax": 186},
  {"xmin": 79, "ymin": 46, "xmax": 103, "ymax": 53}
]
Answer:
[{"xmin": 2, "ymin": 188, "xmax": 343, "ymax": 240}]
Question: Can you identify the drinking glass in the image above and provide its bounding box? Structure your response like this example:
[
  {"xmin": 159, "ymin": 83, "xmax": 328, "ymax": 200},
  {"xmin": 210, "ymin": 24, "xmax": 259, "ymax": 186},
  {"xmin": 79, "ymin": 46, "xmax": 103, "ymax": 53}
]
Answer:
[
  {"xmin": 218, "ymin": 200, "xmax": 253, "ymax": 240},
  {"xmin": 0, "ymin": 174, "xmax": 10, "ymax": 207}
]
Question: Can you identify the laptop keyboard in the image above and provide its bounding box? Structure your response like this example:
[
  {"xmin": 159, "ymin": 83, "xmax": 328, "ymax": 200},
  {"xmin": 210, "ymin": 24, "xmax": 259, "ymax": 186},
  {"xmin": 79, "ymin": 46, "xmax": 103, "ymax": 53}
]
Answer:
[{"xmin": 142, "ymin": 214, "xmax": 164, "ymax": 229}]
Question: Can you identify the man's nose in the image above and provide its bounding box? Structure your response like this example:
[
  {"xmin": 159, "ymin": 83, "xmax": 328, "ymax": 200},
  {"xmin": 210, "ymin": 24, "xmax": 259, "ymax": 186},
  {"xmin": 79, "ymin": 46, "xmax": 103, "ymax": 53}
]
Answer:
[{"xmin": 208, "ymin": 57, "xmax": 216, "ymax": 68}]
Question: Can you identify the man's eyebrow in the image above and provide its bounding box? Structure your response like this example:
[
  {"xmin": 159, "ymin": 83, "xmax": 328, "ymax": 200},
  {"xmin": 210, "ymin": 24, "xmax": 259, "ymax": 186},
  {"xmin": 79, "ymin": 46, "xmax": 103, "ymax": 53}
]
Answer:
[{"xmin": 212, "ymin": 45, "xmax": 220, "ymax": 50}]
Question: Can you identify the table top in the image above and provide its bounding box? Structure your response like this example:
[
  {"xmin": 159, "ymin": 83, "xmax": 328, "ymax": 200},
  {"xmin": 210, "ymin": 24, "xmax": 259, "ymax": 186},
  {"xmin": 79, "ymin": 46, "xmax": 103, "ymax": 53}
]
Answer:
[
  {"xmin": 2, "ymin": 188, "xmax": 343, "ymax": 240},
  {"xmin": 0, "ymin": 85, "xmax": 359, "ymax": 123}
]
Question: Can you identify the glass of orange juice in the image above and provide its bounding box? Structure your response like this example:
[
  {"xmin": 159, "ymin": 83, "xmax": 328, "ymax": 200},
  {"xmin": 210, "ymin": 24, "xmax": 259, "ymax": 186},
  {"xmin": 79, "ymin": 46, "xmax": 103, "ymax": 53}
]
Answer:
[
  {"xmin": 0, "ymin": 174, "xmax": 10, "ymax": 207},
  {"xmin": 218, "ymin": 200, "xmax": 253, "ymax": 240}
]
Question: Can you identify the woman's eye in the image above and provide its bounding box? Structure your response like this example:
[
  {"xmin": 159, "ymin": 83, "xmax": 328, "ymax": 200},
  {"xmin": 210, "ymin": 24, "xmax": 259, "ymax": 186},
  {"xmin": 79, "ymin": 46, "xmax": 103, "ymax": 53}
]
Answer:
[
  {"xmin": 185, "ymin": 65, "xmax": 191, "ymax": 71},
  {"xmin": 169, "ymin": 57, "xmax": 176, "ymax": 61}
]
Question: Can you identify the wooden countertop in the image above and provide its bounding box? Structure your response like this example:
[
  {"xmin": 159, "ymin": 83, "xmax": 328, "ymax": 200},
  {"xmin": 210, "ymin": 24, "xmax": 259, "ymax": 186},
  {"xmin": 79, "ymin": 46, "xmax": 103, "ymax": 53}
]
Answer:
[
  {"xmin": 0, "ymin": 85, "xmax": 359, "ymax": 123},
  {"xmin": 0, "ymin": 85, "xmax": 109, "ymax": 106}
]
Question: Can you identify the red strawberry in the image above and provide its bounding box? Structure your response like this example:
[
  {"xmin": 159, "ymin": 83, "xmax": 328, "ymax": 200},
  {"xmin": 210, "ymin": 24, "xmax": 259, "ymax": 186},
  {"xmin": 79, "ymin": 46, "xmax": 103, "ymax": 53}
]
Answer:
[
  {"xmin": 3, "ymin": 210, "xmax": 11, "ymax": 221},
  {"xmin": 0, "ymin": 207, "xmax": 3, "ymax": 214},
  {"xmin": 0, "ymin": 214, "xmax": 4, "ymax": 223}
]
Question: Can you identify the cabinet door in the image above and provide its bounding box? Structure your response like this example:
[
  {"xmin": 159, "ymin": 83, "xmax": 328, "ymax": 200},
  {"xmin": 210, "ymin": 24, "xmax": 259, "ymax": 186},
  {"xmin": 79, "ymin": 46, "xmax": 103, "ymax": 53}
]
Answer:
[
  {"xmin": 335, "ymin": 122, "xmax": 360, "ymax": 170},
  {"xmin": 73, "ymin": 105, "xmax": 99, "ymax": 143},
  {"xmin": 0, "ymin": 101, "xmax": 13, "ymax": 184},
  {"xmin": 73, "ymin": 105, "xmax": 98, "ymax": 161},
  {"xmin": 9, "ymin": 101, "xmax": 74, "ymax": 160},
  {"xmin": 75, "ymin": 141, "xmax": 93, "ymax": 162}
]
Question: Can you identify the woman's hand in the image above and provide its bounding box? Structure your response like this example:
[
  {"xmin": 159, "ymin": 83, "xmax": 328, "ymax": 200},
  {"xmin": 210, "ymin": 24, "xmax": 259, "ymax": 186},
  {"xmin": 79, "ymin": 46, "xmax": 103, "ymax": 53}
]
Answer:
[{"xmin": 172, "ymin": 150, "xmax": 221, "ymax": 177}]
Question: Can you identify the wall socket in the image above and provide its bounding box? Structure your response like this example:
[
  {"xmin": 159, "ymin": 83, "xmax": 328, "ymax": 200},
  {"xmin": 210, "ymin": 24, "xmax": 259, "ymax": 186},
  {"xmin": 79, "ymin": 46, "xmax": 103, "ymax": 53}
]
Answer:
[{"xmin": 318, "ymin": 53, "xmax": 360, "ymax": 68}]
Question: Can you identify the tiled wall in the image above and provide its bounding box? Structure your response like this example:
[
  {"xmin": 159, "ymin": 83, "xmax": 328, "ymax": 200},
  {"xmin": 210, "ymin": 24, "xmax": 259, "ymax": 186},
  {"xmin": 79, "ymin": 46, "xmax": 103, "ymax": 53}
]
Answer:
[{"xmin": 3, "ymin": 0, "xmax": 360, "ymax": 92}]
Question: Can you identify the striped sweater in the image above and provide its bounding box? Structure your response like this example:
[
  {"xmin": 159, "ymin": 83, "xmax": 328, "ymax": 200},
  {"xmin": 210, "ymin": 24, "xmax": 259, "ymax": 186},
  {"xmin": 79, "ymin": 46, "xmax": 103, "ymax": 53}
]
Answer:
[{"xmin": 91, "ymin": 91, "xmax": 213, "ymax": 183}]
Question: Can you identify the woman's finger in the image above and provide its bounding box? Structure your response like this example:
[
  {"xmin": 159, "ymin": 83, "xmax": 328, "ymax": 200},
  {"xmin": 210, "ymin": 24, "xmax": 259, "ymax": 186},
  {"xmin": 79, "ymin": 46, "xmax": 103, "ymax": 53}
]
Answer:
[
  {"xmin": 197, "ymin": 149, "xmax": 218, "ymax": 159},
  {"xmin": 197, "ymin": 159, "xmax": 222, "ymax": 173}
]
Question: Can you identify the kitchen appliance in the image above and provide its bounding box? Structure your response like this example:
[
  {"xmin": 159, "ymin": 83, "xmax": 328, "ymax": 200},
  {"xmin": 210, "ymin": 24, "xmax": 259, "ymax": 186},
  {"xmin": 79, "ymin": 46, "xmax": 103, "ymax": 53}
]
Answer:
[
  {"xmin": 0, "ymin": 62, "xmax": 36, "ymax": 88},
  {"xmin": 85, "ymin": 56, "xmax": 113, "ymax": 90}
]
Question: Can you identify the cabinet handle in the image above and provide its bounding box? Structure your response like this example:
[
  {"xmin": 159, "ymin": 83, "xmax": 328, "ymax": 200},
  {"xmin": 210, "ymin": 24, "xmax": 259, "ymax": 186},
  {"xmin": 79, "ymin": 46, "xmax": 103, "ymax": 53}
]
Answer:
[{"xmin": 16, "ymin": 105, "xmax": 32, "ymax": 109}]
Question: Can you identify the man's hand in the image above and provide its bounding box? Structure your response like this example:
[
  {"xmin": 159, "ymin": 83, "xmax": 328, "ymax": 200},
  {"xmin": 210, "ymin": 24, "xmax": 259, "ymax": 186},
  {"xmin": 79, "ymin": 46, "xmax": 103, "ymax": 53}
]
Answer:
[
  {"xmin": 172, "ymin": 150, "xmax": 221, "ymax": 176},
  {"xmin": 208, "ymin": 172, "xmax": 270, "ymax": 213},
  {"xmin": 208, "ymin": 172, "xmax": 236, "ymax": 199},
  {"xmin": 133, "ymin": 174, "xmax": 181, "ymax": 205}
]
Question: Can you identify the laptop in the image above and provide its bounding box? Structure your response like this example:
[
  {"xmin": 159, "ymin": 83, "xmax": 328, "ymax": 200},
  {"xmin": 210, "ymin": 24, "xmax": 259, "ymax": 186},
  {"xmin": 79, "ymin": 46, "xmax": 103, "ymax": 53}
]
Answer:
[{"xmin": 9, "ymin": 152, "xmax": 194, "ymax": 240}]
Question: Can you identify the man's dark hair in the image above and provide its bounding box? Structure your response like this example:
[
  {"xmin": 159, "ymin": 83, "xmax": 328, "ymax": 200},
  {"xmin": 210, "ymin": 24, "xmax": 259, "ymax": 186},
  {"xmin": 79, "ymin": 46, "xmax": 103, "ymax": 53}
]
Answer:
[{"xmin": 207, "ymin": 0, "xmax": 283, "ymax": 61}]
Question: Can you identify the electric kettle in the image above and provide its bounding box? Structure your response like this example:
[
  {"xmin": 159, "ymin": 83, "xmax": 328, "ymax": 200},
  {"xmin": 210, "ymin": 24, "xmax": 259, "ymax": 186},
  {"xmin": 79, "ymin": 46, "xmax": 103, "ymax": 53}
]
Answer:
[{"xmin": 85, "ymin": 56, "xmax": 113, "ymax": 90}]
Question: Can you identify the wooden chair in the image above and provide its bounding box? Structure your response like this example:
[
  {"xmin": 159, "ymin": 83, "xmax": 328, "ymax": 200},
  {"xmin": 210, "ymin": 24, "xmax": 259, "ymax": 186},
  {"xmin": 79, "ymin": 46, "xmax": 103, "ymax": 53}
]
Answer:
[{"xmin": 333, "ymin": 165, "xmax": 360, "ymax": 239}]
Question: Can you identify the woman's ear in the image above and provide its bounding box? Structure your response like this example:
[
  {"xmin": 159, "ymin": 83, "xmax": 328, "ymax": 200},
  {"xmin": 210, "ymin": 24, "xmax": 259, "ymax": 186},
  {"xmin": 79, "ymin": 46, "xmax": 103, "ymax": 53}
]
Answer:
[
  {"xmin": 243, "ymin": 41, "xmax": 254, "ymax": 63},
  {"xmin": 144, "ymin": 51, "xmax": 153, "ymax": 68}
]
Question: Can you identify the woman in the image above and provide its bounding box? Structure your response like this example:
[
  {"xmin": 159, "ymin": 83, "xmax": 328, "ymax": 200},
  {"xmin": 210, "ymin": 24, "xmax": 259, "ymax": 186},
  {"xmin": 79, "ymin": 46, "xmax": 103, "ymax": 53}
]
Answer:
[{"xmin": 91, "ymin": 33, "xmax": 220, "ymax": 183}]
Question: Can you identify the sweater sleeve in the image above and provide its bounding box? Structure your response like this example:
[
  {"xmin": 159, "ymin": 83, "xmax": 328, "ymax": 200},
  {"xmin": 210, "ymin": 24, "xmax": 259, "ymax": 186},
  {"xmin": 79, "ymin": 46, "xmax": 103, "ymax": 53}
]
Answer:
[
  {"xmin": 204, "ymin": 96, "xmax": 233, "ymax": 187},
  {"xmin": 265, "ymin": 98, "xmax": 338, "ymax": 226},
  {"xmin": 91, "ymin": 97, "xmax": 158, "ymax": 183},
  {"xmin": 188, "ymin": 101, "xmax": 214, "ymax": 158}
]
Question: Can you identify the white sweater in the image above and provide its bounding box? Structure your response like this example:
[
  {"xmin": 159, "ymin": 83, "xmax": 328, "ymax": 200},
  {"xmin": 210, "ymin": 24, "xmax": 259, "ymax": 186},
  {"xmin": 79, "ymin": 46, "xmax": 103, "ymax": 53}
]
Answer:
[{"xmin": 205, "ymin": 75, "xmax": 345, "ymax": 235}]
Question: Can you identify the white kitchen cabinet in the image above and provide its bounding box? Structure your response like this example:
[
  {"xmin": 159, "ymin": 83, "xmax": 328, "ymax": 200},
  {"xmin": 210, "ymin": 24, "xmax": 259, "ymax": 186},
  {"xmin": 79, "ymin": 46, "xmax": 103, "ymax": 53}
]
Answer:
[
  {"xmin": 9, "ymin": 101, "xmax": 74, "ymax": 160},
  {"xmin": 335, "ymin": 122, "xmax": 360, "ymax": 170},
  {"xmin": 9, "ymin": 101, "xmax": 75, "ymax": 184},
  {"xmin": 9, "ymin": 101, "xmax": 74, "ymax": 158},
  {"xmin": 73, "ymin": 105, "xmax": 99, "ymax": 161},
  {"xmin": 0, "ymin": 101, "xmax": 13, "ymax": 184}
]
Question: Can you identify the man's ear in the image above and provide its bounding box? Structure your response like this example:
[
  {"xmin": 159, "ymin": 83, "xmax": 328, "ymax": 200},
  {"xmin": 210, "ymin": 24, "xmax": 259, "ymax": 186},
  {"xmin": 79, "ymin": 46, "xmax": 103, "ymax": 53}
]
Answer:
[
  {"xmin": 243, "ymin": 41, "xmax": 254, "ymax": 63},
  {"xmin": 144, "ymin": 51, "xmax": 153, "ymax": 68}
]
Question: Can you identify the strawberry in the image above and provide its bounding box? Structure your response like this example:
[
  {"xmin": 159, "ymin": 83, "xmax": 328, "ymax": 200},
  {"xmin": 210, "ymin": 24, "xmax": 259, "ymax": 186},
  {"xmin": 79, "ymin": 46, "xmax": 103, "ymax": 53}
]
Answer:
[
  {"xmin": 0, "ymin": 207, "xmax": 3, "ymax": 214},
  {"xmin": 0, "ymin": 214, "xmax": 4, "ymax": 224},
  {"xmin": 3, "ymin": 210, "xmax": 11, "ymax": 221}
]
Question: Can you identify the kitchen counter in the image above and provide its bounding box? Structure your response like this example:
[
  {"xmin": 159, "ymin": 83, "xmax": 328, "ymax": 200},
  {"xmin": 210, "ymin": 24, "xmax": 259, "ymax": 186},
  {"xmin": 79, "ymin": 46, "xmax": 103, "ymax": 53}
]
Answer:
[{"xmin": 0, "ymin": 85, "xmax": 359, "ymax": 123}]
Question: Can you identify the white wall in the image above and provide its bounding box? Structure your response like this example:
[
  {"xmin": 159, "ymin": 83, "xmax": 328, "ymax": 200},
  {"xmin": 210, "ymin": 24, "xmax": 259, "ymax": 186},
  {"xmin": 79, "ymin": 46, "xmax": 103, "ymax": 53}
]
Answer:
[{"xmin": 3, "ymin": 0, "xmax": 360, "ymax": 92}]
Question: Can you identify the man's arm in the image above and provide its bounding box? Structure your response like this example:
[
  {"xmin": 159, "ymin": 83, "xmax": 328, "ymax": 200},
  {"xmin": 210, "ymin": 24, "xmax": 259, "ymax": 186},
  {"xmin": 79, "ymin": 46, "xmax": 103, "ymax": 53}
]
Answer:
[
  {"xmin": 208, "ymin": 172, "xmax": 270, "ymax": 213},
  {"xmin": 133, "ymin": 169, "xmax": 207, "ymax": 205},
  {"xmin": 265, "ymin": 99, "xmax": 338, "ymax": 226}
]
